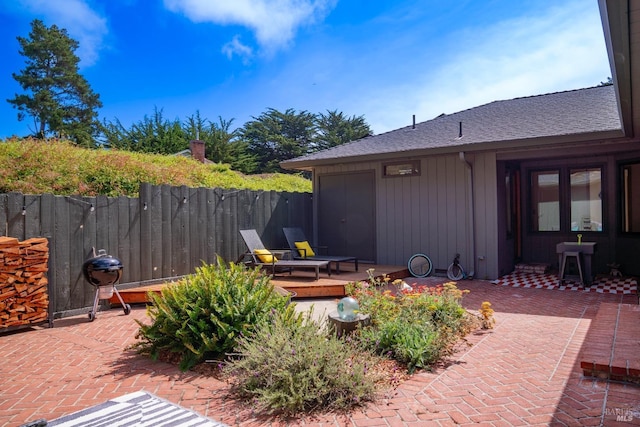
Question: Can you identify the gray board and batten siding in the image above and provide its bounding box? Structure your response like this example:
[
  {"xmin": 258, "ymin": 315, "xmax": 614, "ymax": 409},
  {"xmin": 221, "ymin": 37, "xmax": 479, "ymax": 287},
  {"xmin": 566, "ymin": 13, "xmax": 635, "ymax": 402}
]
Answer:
[
  {"xmin": 312, "ymin": 151, "xmax": 499, "ymax": 280},
  {"xmin": 0, "ymin": 183, "xmax": 312, "ymax": 316}
]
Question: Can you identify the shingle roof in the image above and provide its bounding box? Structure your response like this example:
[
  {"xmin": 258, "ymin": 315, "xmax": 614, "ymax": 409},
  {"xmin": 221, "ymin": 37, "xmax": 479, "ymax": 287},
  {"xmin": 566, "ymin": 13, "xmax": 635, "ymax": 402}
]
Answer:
[{"xmin": 281, "ymin": 85, "xmax": 622, "ymax": 168}]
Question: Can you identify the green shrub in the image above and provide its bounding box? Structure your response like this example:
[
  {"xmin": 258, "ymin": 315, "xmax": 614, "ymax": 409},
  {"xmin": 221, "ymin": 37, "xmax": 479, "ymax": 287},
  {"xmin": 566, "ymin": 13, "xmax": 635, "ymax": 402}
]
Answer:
[
  {"xmin": 223, "ymin": 309, "xmax": 385, "ymax": 416},
  {"xmin": 348, "ymin": 277, "xmax": 476, "ymax": 373},
  {"xmin": 132, "ymin": 258, "xmax": 296, "ymax": 371}
]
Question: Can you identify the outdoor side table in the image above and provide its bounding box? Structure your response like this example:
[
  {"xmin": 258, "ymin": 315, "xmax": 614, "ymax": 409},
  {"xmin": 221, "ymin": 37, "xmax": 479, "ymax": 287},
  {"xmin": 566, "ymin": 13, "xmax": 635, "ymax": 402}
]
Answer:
[
  {"xmin": 328, "ymin": 311, "xmax": 370, "ymax": 336},
  {"xmin": 556, "ymin": 242, "xmax": 596, "ymax": 286}
]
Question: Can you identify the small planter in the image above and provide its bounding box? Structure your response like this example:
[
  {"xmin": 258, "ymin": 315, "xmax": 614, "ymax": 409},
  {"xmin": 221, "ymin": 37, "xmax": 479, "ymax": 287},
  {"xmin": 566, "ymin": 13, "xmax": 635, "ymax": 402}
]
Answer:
[
  {"xmin": 327, "ymin": 311, "xmax": 370, "ymax": 336},
  {"xmin": 273, "ymin": 286, "xmax": 297, "ymax": 304}
]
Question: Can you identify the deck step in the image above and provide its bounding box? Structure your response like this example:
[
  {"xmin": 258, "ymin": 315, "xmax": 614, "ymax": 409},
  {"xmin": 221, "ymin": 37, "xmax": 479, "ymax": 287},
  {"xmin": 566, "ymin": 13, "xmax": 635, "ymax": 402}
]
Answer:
[
  {"xmin": 580, "ymin": 303, "xmax": 640, "ymax": 384},
  {"xmin": 514, "ymin": 263, "xmax": 550, "ymax": 274}
]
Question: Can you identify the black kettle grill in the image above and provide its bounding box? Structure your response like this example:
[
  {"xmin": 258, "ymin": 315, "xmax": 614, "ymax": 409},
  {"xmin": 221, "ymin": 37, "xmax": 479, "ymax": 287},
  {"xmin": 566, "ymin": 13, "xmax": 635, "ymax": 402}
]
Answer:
[{"xmin": 82, "ymin": 249, "xmax": 130, "ymax": 321}]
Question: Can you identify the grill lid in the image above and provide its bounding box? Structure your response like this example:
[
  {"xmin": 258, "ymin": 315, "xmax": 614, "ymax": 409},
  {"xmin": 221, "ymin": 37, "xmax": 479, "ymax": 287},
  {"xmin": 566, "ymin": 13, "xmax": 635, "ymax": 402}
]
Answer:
[{"xmin": 82, "ymin": 250, "xmax": 123, "ymax": 286}]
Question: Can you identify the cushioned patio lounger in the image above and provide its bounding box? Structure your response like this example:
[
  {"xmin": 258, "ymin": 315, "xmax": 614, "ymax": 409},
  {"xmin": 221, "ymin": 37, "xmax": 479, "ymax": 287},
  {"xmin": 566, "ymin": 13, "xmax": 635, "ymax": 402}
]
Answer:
[
  {"xmin": 282, "ymin": 227, "xmax": 358, "ymax": 274},
  {"xmin": 239, "ymin": 229, "xmax": 331, "ymax": 280}
]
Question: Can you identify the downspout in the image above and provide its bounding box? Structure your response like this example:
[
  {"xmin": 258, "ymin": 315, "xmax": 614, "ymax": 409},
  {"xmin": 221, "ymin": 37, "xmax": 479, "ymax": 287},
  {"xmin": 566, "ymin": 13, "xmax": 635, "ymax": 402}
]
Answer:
[{"xmin": 459, "ymin": 152, "xmax": 476, "ymax": 278}]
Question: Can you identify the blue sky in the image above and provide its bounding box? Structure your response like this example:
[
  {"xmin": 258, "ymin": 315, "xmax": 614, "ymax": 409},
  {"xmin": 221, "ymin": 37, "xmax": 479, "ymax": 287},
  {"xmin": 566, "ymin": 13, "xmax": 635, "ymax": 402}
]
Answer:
[{"xmin": 0, "ymin": 0, "xmax": 611, "ymax": 139}]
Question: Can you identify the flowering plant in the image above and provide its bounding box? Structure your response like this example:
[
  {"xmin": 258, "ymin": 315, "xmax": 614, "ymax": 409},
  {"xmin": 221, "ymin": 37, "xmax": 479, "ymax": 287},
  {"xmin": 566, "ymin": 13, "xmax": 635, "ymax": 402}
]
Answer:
[{"xmin": 346, "ymin": 270, "xmax": 475, "ymax": 372}]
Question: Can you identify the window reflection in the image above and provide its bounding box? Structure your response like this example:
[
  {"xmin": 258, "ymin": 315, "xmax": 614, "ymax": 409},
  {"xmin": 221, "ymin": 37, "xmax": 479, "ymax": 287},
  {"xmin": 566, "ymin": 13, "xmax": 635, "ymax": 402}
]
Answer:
[
  {"xmin": 531, "ymin": 171, "xmax": 559, "ymax": 231},
  {"xmin": 570, "ymin": 168, "xmax": 602, "ymax": 232}
]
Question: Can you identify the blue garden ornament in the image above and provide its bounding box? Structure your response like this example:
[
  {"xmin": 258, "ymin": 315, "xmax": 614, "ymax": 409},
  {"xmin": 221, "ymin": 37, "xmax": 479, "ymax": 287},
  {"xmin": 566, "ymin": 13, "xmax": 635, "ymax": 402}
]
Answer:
[{"xmin": 337, "ymin": 296, "xmax": 359, "ymax": 321}]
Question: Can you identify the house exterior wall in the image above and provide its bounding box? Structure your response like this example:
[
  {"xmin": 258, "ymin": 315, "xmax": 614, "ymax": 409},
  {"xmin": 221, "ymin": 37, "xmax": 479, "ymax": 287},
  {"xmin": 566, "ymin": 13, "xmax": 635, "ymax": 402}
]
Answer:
[
  {"xmin": 313, "ymin": 152, "xmax": 501, "ymax": 279},
  {"xmin": 470, "ymin": 152, "xmax": 500, "ymax": 279}
]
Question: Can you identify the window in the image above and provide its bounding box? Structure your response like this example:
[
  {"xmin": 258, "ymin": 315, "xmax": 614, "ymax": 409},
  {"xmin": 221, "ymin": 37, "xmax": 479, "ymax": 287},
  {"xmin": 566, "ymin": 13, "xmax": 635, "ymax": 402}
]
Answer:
[
  {"xmin": 531, "ymin": 171, "xmax": 559, "ymax": 231},
  {"xmin": 570, "ymin": 168, "xmax": 602, "ymax": 231},
  {"xmin": 622, "ymin": 162, "xmax": 640, "ymax": 232},
  {"xmin": 529, "ymin": 166, "xmax": 604, "ymax": 233},
  {"xmin": 383, "ymin": 160, "xmax": 420, "ymax": 177}
]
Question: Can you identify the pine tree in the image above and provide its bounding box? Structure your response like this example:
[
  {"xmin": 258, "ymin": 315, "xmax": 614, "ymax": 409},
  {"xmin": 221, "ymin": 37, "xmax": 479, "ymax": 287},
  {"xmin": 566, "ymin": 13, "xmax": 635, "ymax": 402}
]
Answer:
[{"xmin": 7, "ymin": 19, "xmax": 102, "ymax": 146}]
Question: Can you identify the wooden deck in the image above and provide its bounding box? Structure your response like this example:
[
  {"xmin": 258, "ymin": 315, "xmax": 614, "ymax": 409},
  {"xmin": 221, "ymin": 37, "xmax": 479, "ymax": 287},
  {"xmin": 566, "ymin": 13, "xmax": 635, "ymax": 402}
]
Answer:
[{"xmin": 109, "ymin": 264, "xmax": 409, "ymax": 305}]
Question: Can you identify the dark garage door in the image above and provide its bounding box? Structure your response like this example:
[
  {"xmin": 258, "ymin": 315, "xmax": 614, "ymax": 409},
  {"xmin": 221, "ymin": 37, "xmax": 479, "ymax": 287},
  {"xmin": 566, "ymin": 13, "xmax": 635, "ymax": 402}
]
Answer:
[{"xmin": 318, "ymin": 171, "xmax": 376, "ymax": 263}]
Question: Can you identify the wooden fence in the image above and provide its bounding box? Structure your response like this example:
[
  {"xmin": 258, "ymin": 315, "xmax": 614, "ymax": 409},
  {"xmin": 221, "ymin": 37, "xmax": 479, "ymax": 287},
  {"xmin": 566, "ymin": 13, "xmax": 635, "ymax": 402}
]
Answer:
[{"xmin": 0, "ymin": 183, "xmax": 312, "ymax": 316}]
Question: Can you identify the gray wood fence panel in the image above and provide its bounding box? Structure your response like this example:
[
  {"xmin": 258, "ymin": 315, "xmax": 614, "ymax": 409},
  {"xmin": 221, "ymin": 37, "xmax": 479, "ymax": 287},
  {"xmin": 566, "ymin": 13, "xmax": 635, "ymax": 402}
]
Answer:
[
  {"xmin": 264, "ymin": 191, "xmax": 280, "ymax": 247},
  {"xmin": 262, "ymin": 192, "xmax": 273, "ymax": 244},
  {"xmin": 247, "ymin": 191, "xmax": 262, "ymax": 235},
  {"xmin": 0, "ymin": 185, "xmax": 311, "ymax": 315},
  {"xmin": 237, "ymin": 191, "xmax": 248, "ymax": 231},
  {"xmin": 224, "ymin": 190, "xmax": 235, "ymax": 260},
  {"xmin": 212, "ymin": 190, "xmax": 225, "ymax": 261},
  {"xmin": 81, "ymin": 196, "xmax": 97, "ymax": 306},
  {"xmin": 178, "ymin": 186, "xmax": 191, "ymax": 275},
  {"xmin": 172, "ymin": 186, "xmax": 187, "ymax": 276},
  {"xmin": 275, "ymin": 192, "xmax": 290, "ymax": 247},
  {"xmin": 24, "ymin": 194, "xmax": 41, "ymax": 238},
  {"xmin": 139, "ymin": 183, "xmax": 153, "ymax": 282},
  {"xmin": 236, "ymin": 190, "xmax": 248, "ymax": 238},
  {"xmin": 128, "ymin": 197, "xmax": 141, "ymax": 284},
  {"xmin": 106, "ymin": 195, "xmax": 120, "ymax": 272},
  {"xmin": 189, "ymin": 187, "xmax": 202, "ymax": 270},
  {"xmin": 202, "ymin": 188, "xmax": 210, "ymax": 264},
  {"xmin": 67, "ymin": 198, "xmax": 80, "ymax": 307},
  {"xmin": 172, "ymin": 184, "xmax": 183, "ymax": 276},
  {"xmin": 68, "ymin": 197, "xmax": 89, "ymax": 308},
  {"xmin": 204, "ymin": 188, "xmax": 217, "ymax": 263},
  {"xmin": 95, "ymin": 195, "xmax": 110, "ymax": 253},
  {"xmin": 210, "ymin": 189, "xmax": 221, "ymax": 263},
  {"xmin": 149, "ymin": 184, "xmax": 163, "ymax": 280},
  {"xmin": 293, "ymin": 192, "xmax": 312, "ymax": 234},
  {"xmin": 116, "ymin": 197, "xmax": 131, "ymax": 284},
  {"xmin": 53, "ymin": 196, "xmax": 71, "ymax": 311},
  {"xmin": 185, "ymin": 186, "xmax": 194, "ymax": 273},
  {"xmin": 253, "ymin": 192, "xmax": 266, "ymax": 242},
  {"xmin": 40, "ymin": 194, "xmax": 55, "ymax": 314},
  {"xmin": 226, "ymin": 189, "xmax": 238, "ymax": 261},
  {"xmin": 7, "ymin": 193, "xmax": 24, "ymax": 238},
  {"xmin": 272, "ymin": 191, "xmax": 286, "ymax": 247},
  {"xmin": 161, "ymin": 185, "xmax": 173, "ymax": 278},
  {"xmin": 0, "ymin": 194, "xmax": 7, "ymax": 237}
]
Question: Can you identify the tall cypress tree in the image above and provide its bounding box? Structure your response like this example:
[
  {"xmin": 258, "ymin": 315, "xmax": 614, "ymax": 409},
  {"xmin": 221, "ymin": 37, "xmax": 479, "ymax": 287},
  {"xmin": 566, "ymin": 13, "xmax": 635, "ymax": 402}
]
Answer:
[{"xmin": 7, "ymin": 19, "xmax": 102, "ymax": 146}]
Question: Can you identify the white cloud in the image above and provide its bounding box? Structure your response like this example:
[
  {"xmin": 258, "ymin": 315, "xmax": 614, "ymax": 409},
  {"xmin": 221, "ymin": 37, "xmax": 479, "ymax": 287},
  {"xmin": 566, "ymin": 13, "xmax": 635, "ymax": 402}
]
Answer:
[
  {"xmin": 164, "ymin": 0, "xmax": 337, "ymax": 54},
  {"xmin": 11, "ymin": 0, "xmax": 108, "ymax": 67},
  {"xmin": 358, "ymin": 1, "xmax": 611, "ymax": 133},
  {"xmin": 222, "ymin": 35, "xmax": 254, "ymax": 63}
]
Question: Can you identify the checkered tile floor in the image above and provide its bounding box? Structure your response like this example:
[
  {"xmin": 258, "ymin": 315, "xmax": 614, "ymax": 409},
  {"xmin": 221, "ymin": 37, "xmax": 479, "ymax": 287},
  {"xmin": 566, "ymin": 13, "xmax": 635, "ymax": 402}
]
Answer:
[{"xmin": 491, "ymin": 272, "xmax": 637, "ymax": 295}]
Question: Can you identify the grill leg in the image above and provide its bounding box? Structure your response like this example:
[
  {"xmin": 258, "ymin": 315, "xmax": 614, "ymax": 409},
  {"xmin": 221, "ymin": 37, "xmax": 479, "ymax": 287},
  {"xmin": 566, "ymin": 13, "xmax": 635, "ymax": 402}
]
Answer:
[
  {"xmin": 89, "ymin": 288, "xmax": 101, "ymax": 321},
  {"xmin": 113, "ymin": 289, "xmax": 131, "ymax": 315}
]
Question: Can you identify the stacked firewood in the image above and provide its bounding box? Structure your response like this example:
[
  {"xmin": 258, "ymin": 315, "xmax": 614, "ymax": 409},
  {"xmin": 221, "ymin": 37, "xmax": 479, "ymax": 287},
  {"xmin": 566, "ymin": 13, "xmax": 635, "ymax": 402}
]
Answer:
[{"xmin": 0, "ymin": 237, "xmax": 49, "ymax": 329}]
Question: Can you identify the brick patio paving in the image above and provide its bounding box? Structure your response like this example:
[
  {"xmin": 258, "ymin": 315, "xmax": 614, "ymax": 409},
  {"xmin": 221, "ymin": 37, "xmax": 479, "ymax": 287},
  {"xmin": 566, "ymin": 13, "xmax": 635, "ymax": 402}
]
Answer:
[{"xmin": 1, "ymin": 279, "xmax": 639, "ymax": 427}]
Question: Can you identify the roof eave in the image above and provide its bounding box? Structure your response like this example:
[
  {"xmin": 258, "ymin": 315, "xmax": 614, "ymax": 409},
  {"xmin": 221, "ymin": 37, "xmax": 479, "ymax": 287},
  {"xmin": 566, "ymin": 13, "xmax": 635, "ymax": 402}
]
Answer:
[
  {"xmin": 280, "ymin": 129, "xmax": 626, "ymax": 171},
  {"xmin": 599, "ymin": 0, "xmax": 633, "ymax": 137}
]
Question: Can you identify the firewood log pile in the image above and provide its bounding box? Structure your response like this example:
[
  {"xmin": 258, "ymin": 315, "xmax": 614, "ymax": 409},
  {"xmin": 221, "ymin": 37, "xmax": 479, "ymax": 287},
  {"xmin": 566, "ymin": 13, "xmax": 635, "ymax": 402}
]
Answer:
[{"xmin": 0, "ymin": 236, "xmax": 49, "ymax": 330}]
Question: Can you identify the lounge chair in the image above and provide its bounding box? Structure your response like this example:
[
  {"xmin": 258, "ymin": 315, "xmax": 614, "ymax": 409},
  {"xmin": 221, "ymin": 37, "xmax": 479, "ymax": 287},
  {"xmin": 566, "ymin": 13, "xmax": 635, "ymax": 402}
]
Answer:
[
  {"xmin": 282, "ymin": 227, "xmax": 358, "ymax": 274},
  {"xmin": 238, "ymin": 229, "xmax": 331, "ymax": 280}
]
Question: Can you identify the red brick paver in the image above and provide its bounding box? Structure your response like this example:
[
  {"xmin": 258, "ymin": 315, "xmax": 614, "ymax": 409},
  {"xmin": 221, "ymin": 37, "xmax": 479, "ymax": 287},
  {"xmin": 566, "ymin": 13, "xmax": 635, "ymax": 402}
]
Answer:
[{"xmin": 1, "ymin": 280, "xmax": 639, "ymax": 426}]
